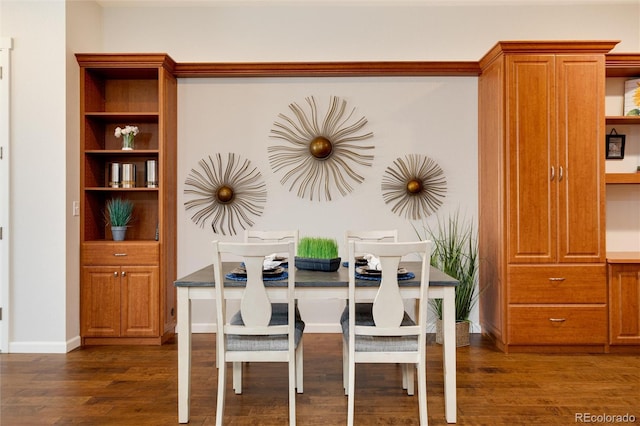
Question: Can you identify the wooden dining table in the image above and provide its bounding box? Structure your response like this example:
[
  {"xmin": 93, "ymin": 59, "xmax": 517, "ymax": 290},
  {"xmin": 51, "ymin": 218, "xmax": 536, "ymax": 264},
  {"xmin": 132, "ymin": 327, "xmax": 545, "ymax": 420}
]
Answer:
[{"xmin": 174, "ymin": 261, "xmax": 459, "ymax": 423}]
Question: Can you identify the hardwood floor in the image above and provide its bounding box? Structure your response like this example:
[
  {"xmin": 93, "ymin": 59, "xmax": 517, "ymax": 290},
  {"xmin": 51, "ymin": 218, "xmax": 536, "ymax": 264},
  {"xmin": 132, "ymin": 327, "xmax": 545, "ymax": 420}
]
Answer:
[{"xmin": 1, "ymin": 334, "xmax": 638, "ymax": 425}]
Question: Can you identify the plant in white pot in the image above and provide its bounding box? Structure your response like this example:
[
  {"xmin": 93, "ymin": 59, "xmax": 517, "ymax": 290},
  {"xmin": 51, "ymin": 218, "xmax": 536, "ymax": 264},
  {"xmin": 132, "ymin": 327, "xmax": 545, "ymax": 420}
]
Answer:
[
  {"xmin": 105, "ymin": 198, "xmax": 134, "ymax": 241},
  {"xmin": 415, "ymin": 211, "xmax": 478, "ymax": 347}
]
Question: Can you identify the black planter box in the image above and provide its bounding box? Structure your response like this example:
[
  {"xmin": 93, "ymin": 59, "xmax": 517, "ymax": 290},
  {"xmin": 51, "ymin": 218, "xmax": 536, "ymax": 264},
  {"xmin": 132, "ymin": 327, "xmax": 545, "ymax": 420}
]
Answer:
[{"xmin": 294, "ymin": 257, "xmax": 341, "ymax": 272}]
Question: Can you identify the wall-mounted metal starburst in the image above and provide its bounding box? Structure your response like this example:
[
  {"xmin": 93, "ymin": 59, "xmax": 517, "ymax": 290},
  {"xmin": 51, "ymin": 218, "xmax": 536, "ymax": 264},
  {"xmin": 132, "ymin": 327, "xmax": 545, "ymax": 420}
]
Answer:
[
  {"xmin": 381, "ymin": 154, "xmax": 446, "ymax": 220},
  {"xmin": 268, "ymin": 95, "xmax": 374, "ymax": 201},
  {"xmin": 184, "ymin": 153, "xmax": 267, "ymax": 236}
]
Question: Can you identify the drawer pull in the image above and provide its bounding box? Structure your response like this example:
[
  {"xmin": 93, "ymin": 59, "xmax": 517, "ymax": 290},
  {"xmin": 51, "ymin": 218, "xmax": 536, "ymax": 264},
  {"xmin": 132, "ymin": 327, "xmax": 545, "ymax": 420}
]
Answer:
[
  {"xmin": 549, "ymin": 318, "xmax": 566, "ymax": 323},
  {"xmin": 548, "ymin": 277, "xmax": 565, "ymax": 282},
  {"xmin": 113, "ymin": 253, "xmax": 127, "ymax": 257}
]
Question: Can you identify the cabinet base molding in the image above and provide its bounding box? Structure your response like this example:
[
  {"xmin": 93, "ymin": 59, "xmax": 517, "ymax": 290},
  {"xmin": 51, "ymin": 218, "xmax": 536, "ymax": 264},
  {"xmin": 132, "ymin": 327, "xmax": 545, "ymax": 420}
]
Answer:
[
  {"xmin": 481, "ymin": 332, "xmax": 610, "ymax": 353},
  {"xmin": 606, "ymin": 345, "xmax": 640, "ymax": 354},
  {"xmin": 497, "ymin": 344, "xmax": 608, "ymax": 354},
  {"xmin": 82, "ymin": 331, "xmax": 174, "ymax": 346}
]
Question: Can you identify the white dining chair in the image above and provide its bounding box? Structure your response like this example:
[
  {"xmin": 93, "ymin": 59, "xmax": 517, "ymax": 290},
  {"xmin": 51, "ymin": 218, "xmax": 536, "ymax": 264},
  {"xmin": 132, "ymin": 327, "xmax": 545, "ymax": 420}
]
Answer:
[
  {"xmin": 341, "ymin": 240, "xmax": 432, "ymax": 426},
  {"xmin": 213, "ymin": 241, "xmax": 304, "ymax": 426},
  {"xmin": 342, "ymin": 230, "xmax": 399, "ymax": 391}
]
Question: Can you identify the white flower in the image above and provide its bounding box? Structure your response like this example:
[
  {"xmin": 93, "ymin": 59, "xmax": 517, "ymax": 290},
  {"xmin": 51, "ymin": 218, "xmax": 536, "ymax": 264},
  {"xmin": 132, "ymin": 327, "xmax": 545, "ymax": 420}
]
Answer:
[{"xmin": 114, "ymin": 125, "xmax": 139, "ymax": 138}]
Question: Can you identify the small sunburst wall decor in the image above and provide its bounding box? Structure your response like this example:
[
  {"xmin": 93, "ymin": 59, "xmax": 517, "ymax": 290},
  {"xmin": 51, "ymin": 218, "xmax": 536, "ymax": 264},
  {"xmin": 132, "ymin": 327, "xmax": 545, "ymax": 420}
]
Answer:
[
  {"xmin": 268, "ymin": 95, "xmax": 374, "ymax": 201},
  {"xmin": 381, "ymin": 154, "xmax": 447, "ymax": 220},
  {"xmin": 184, "ymin": 153, "xmax": 267, "ymax": 236}
]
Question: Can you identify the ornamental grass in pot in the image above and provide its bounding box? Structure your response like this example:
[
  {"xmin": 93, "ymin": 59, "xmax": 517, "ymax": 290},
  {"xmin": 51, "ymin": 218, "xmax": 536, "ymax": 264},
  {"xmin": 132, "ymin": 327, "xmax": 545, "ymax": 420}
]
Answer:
[
  {"xmin": 105, "ymin": 198, "xmax": 134, "ymax": 241},
  {"xmin": 415, "ymin": 211, "xmax": 479, "ymax": 347},
  {"xmin": 294, "ymin": 237, "xmax": 341, "ymax": 272}
]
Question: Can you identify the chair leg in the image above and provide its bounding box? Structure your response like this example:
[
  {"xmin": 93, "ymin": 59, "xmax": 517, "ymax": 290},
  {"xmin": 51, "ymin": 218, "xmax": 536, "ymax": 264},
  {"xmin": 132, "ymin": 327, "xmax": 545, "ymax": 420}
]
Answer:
[
  {"xmin": 296, "ymin": 339, "xmax": 304, "ymax": 394},
  {"xmin": 418, "ymin": 358, "xmax": 428, "ymax": 425},
  {"xmin": 347, "ymin": 355, "xmax": 356, "ymax": 425},
  {"xmin": 402, "ymin": 364, "xmax": 407, "ymax": 390},
  {"xmin": 406, "ymin": 363, "xmax": 415, "ymax": 396},
  {"xmin": 233, "ymin": 362, "xmax": 242, "ymax": 394},
  {"xmin": 289, "ymin": 349, "xmax": 297, "ymax": 426},
  {"xmin": 215, "ymin": 360, "xmax": 227, "ymax": 426},
  {"xmin": 342, "ymin": 338, "xmax": 348, "ymax": 395}
]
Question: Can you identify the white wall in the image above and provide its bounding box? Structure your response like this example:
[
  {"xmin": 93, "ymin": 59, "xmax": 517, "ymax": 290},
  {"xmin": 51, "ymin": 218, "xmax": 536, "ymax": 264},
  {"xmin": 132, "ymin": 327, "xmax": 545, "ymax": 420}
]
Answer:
[
  {"xmin": 1, "ymin": 0, "xmax": 639, "ymax": 351},
  {"xmin": 65, "ymin": 0, "xmax": 103, "ymax": 346},
  {"xmin": 1, "ymin": 0, "xmax": 69, "ymax": 352}
]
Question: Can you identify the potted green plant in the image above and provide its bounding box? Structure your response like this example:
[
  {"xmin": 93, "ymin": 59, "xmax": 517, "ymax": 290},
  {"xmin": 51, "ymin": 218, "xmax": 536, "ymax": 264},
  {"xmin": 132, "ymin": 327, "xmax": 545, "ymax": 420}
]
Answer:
[
  {"xmin": 295, "ymin": 236, "xmax": 341, "ymax": 272},
  {"xmin": 415, "ymin": 211, "xmax": 478, "ymax": 347},
  {"xmin": 105, "ymin": 198, "xmax": 134, "ymax": 241}
]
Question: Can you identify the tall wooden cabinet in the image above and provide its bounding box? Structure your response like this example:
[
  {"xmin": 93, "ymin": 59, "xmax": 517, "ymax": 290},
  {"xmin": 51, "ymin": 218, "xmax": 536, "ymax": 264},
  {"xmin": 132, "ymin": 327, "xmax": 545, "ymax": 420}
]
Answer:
[
  {"xmin": 478, "ymin": 41, "xmax": 617, "ymax": 352},
  {"xmin": 77, "ymin": 54, "xmax": 177, "ymax": 345}
]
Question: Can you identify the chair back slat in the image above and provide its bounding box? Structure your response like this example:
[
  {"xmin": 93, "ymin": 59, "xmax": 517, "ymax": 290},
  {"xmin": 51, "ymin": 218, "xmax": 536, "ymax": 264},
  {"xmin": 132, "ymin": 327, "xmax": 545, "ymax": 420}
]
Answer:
[
  {"xmin": 241, "ymin": 256, "xmax": 272, "ymax": 327},
  {"xmin": 372, "ymin": 256, "xmax": 404, "ymax": 328}
]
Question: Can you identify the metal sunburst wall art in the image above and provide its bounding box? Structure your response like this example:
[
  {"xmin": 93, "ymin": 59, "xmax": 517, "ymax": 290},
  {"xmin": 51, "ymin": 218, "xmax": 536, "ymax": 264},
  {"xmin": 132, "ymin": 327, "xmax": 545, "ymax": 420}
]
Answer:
[
  {"xmin": 268, "ymin": 95, "xmax": 374, "ymax": 201},
  {"xmin": 184, "ymin": 153, "xmax": 267, "ymax": 236},
  {"xmin": 381, "ymin": 154, "xmax": 447, "ymax": 220}
]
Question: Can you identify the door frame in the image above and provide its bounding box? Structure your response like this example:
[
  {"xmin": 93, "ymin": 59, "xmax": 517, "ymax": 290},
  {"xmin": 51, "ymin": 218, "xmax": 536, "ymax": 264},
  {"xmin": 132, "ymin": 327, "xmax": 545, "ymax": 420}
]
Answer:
[{"xmin": 0, "ymin": 37, "xmax": 13, "ymax": 352}]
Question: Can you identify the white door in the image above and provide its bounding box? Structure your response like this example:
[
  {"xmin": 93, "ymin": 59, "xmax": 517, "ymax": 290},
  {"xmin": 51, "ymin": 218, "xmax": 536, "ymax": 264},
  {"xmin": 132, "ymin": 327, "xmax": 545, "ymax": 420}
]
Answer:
[{"xmin": 0, "ymin": 38, "xmax": 13, "ymax": 352}]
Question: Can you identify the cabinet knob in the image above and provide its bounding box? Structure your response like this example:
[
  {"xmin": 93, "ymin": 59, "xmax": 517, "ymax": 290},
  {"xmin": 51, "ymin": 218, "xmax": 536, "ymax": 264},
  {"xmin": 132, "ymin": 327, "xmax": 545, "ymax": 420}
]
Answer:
[
  {"xmin": 121, "ymin": 271, "xmax": 126, "ymax": 277},
  {"xmin": 113, "ymin": 272, "xmax": 118, "ymax": 277},
  {"xmin": 550, "ymin": 166, "xmax": 555, "ymax": 181},
  {"xmin": 114, "ymin": 253, "xmax": 127, "ymax": 257},
  {"xmin": 548, "ymin": 277, "xmax": 565, "ymax": 282},
  {"xmin": 549, "ymin": 318, "xmax": 566, "ymax": 323},
  {"xmin": 559, "ymin": 166, "xmax": 564, "ymax": 181}
]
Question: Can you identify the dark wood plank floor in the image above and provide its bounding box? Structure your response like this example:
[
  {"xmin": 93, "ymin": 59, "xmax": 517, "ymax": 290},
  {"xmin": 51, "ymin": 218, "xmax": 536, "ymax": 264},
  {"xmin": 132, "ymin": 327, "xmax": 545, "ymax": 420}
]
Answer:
[{"xmin": 1, "ymin": 334, "xmax": 638, "ymax": 425}]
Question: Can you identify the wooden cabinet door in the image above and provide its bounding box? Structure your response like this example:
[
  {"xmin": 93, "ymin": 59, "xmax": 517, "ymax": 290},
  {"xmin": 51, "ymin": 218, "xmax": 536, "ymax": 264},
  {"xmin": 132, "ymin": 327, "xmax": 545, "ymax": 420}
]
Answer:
[
  {"xmin": 81, "ymin": 266, "xmax": 121, "ymax": 337},
  {"xmin": 556, "ymin": 55, "xmax": 606, "ymax": 263},
  {"xmin": 121, "ymin": 266, "xmax": 159, "ymax": 337},
  {"xmin": 507, "ymin": 55, "xmax": 557, "ymax": 263},
  {"xmin": 609, "ymin": 263, "xmax": 640, "ymax": 345}
]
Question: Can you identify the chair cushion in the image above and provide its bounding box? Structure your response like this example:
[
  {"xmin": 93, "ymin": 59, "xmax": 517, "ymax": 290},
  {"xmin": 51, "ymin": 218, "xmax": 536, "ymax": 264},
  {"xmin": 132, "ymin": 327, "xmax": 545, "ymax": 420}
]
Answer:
[
  {"xmin": 340, "ymin": 303, "xmax": 418, "ymax": 352},
  {"xmin": 227, "ymin": 304, "xmax": 305, "ymax": 351}
]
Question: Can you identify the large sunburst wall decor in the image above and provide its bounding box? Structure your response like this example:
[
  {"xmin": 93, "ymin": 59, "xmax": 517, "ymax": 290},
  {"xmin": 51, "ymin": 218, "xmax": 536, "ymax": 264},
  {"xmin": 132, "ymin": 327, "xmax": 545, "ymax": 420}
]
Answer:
[
  {"xmin": 268, "ymin": 95, "xmax": 374, "ymax": 201},
  {"xmin": 184, "ymin": 153, "xmax": 267, "ymax": 236},
  {"xmin": 381, "ymin": 154, "xmax": 447, "ymax": 220}
]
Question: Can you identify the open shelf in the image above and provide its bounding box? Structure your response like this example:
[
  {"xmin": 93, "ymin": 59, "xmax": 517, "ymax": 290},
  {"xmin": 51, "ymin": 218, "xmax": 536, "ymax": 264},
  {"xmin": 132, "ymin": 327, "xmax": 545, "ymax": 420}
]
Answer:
[{"xmin": 605, "ymin": 173, "xmax": 640, "ymax": 184}]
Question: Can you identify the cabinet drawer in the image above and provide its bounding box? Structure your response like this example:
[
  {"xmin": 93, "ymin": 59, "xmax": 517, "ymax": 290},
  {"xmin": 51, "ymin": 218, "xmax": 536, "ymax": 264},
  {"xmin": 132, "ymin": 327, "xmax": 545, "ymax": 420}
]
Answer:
[
  {"xmin": 508, "ymin": 265, "xmax": 606, "ymax": 303},
  {"xmin": 508, "ymin": 305, "xmax": 607, "ymax": 344},
  {"xmin": 82, "ymin": 242, "xmax": 159, "ymax": 266}
]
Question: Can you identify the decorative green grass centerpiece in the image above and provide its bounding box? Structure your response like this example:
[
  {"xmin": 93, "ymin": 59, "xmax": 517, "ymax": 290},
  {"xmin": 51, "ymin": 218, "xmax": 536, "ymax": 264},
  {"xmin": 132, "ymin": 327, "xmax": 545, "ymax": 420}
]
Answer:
[{"xmin": 295, "ymin": 236, "xmax": 341, "ymax": 272}]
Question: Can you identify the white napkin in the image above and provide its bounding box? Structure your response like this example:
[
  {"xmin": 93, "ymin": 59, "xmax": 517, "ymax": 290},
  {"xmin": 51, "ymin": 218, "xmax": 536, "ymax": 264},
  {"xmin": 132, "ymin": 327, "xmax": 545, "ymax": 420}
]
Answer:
[
  {"xmin": 263, "ymin": 254, "xmax": 281, "ymax": 270},
  {"xmin": 363, "ymin": 253, "xmax": 381, "ymax": 270}
]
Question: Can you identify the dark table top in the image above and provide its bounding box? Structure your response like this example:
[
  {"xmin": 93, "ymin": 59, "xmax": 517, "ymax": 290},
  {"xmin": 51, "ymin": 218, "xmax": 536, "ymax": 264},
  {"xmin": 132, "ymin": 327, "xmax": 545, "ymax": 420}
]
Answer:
[{"xmin": 174, "ymin": 261, "xmax": 458, "ymax": 288}]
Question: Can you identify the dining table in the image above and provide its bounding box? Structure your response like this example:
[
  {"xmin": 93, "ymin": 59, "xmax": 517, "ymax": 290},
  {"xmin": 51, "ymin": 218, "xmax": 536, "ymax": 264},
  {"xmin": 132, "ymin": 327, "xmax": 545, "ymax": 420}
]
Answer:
[{"xmin": 174, "ymin": 261, "xmax": 459, "ymax": 424}]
